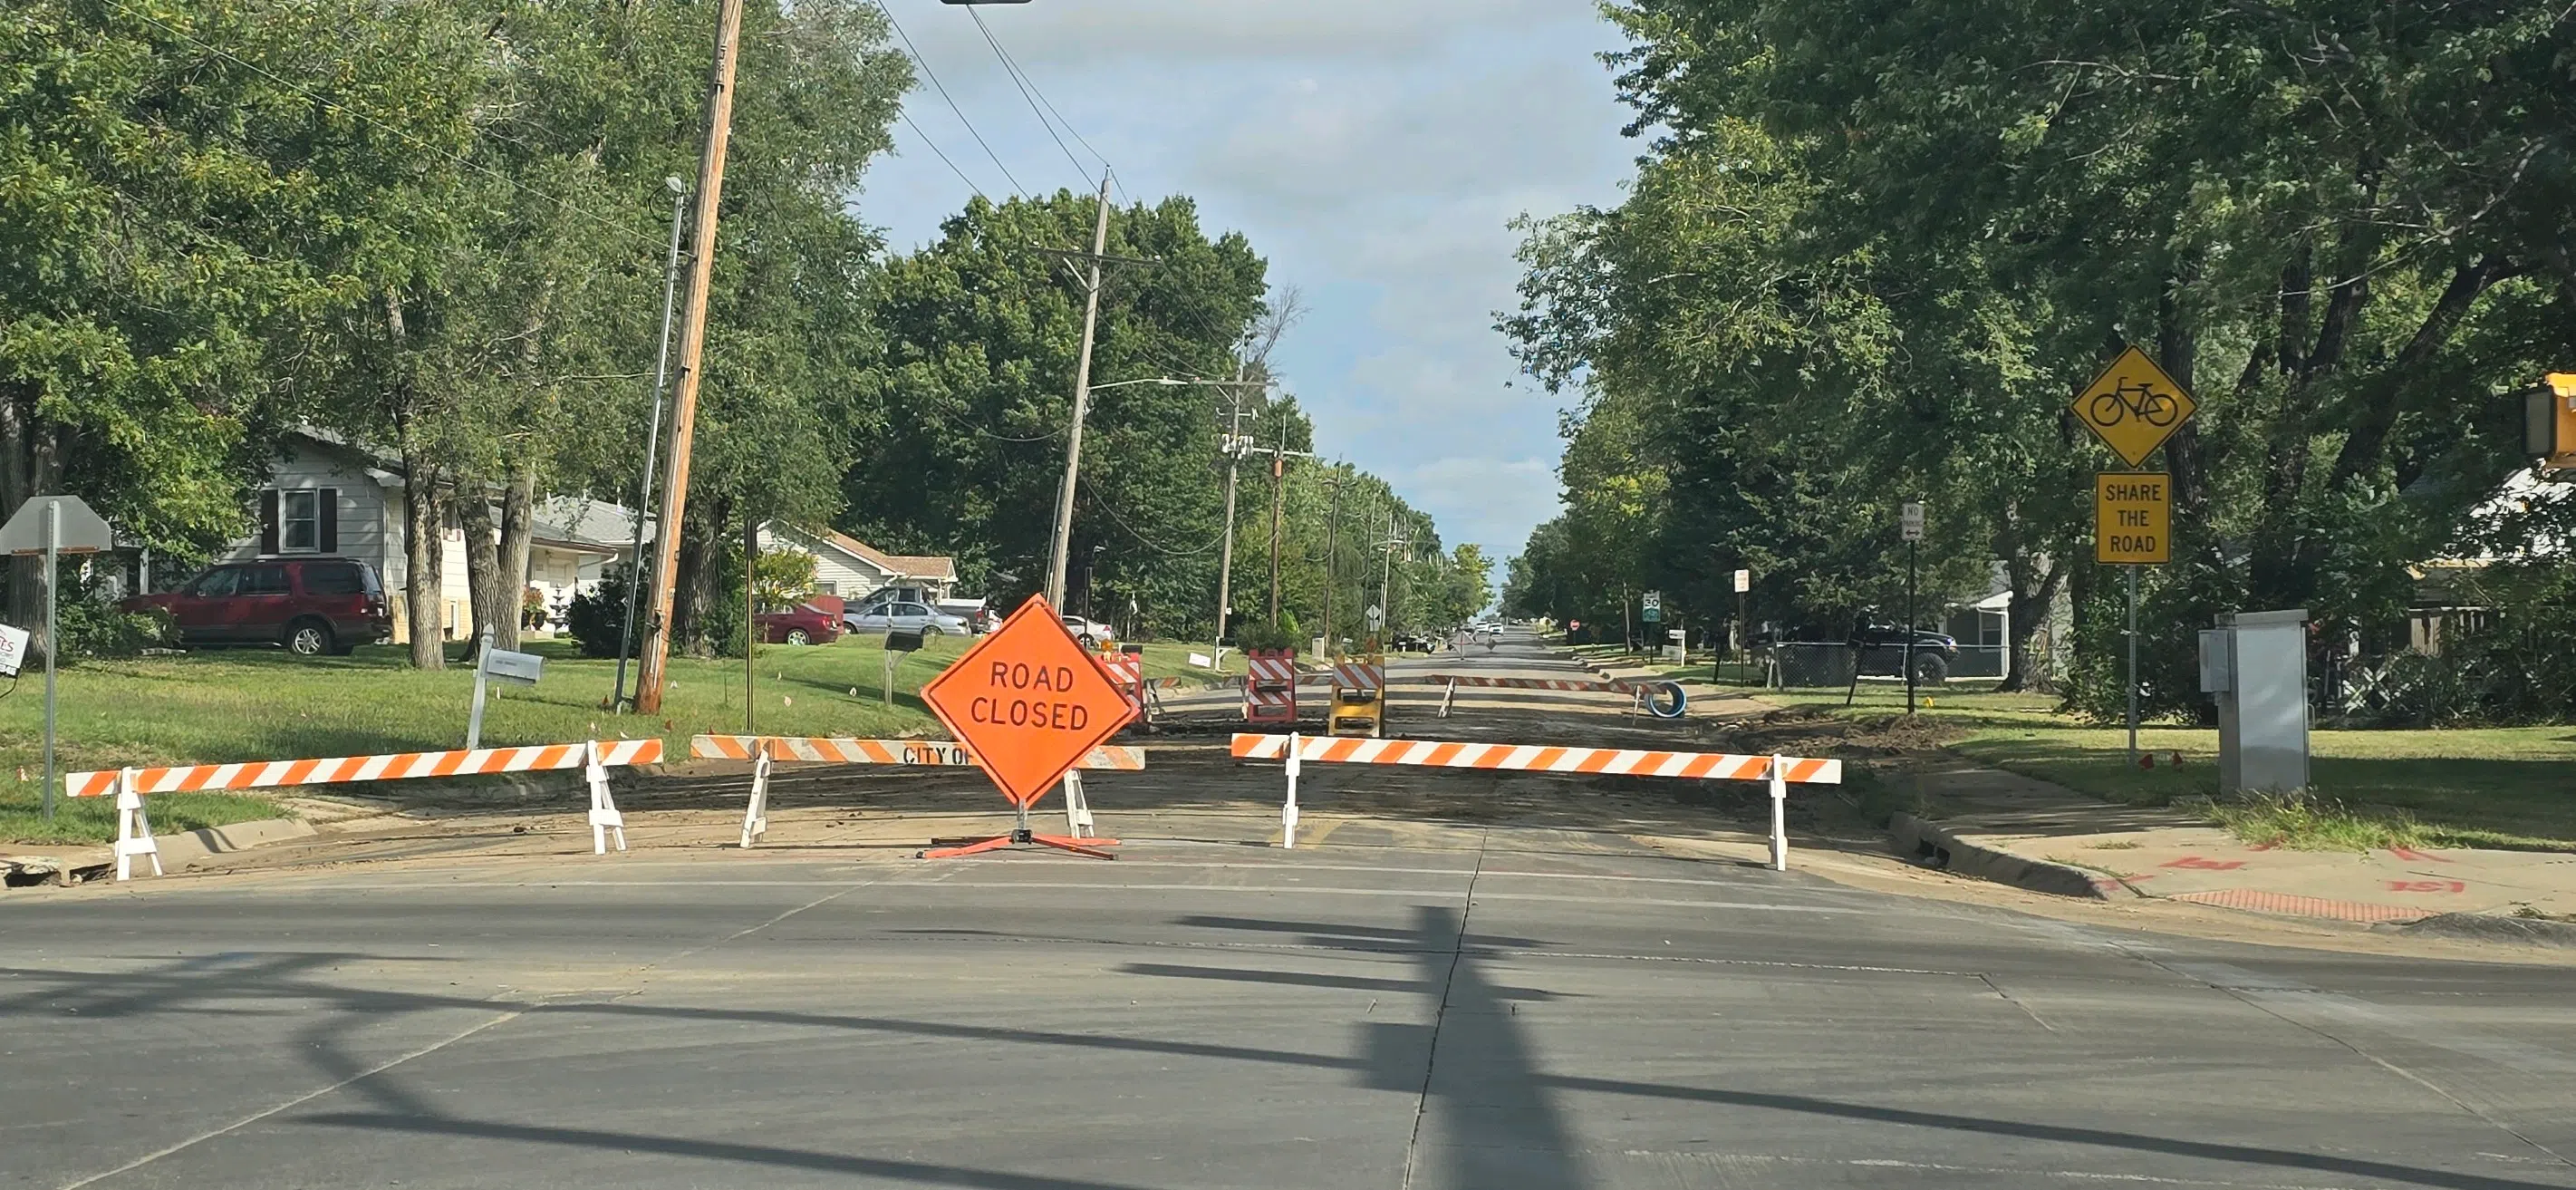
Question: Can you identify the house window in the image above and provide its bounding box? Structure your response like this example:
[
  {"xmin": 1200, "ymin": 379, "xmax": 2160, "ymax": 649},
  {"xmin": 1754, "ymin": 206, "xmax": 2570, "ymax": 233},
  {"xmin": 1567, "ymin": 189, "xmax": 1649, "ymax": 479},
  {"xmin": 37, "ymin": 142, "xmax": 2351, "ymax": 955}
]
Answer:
[
  {"xmin": 281, "ymin": 490, "xmax": 321, "ymax": 552},
  {"xmin": 815, "ymin": 583, "xmax": 837, "ymax": 595}
]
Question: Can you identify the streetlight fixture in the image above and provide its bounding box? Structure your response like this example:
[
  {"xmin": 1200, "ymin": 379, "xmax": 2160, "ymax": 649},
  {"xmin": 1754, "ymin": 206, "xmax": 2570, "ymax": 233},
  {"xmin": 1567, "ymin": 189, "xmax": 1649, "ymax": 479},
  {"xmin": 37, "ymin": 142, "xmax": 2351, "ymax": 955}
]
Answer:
[{"xmin": 612, "ymin": 176, "xmax": 692, "ymax": 712}]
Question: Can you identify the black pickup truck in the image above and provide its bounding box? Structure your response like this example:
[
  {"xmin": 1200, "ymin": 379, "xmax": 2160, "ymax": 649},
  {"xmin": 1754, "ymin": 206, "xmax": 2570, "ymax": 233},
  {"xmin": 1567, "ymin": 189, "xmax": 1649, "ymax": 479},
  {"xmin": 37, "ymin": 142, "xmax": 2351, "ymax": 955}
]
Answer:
[{"xmin": 1758, "ymin": 619, "xmax": 1958, "ymax": 683}]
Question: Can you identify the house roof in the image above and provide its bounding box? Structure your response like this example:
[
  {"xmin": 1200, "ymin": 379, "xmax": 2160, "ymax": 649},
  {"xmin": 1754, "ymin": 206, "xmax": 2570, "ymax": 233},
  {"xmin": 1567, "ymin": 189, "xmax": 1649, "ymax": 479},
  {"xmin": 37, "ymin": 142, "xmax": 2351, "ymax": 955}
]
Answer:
[
  {"xmin": 772, "ymin": 522, "xmax": 958, "ymax": 583},
  {"xmin": 535, "ymin": 498, "xmax": 650, "ymax": 552},
  {"xmin": 819, "ymin": 527, "xmax": 959, "ymax": 582}
]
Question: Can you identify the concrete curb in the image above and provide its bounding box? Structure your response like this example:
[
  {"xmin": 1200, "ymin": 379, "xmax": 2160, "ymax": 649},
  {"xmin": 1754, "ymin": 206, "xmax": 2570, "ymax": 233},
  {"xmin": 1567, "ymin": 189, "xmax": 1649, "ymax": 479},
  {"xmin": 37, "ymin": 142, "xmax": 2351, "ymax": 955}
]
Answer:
[
  {"xmin": 158, "ymin": 817, "xmax": 317, "ymax": 869},
  {"xmin": 2380, "ymin": 912, "xmax": 2576, "ymax": 950},
  {"xmin": 1886, "ymin": 811, "xmax": 2134, "ymax": 901}
]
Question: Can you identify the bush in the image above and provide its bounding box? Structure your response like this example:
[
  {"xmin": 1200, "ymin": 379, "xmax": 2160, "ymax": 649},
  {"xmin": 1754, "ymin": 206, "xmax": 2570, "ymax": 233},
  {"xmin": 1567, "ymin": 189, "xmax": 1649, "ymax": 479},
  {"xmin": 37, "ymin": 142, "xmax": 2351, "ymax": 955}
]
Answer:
[
  {"xmin": 1234, "ymin": 614, "xmax": 1301, "ymax": 654},
  {"xmin": 564, "ymin": 564, "xmax": 641, "ymax": 659},
  {"xmin": 57, "ymin": 598, "xmax": 172, "ymax": 658}
]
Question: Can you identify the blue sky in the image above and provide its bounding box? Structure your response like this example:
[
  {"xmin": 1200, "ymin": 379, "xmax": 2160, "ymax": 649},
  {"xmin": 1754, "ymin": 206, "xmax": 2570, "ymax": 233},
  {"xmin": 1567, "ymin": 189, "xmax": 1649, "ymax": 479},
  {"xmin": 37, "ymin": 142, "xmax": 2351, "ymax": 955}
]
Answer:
[{"xmin": 856, "ymin": 0, "xmax": 1637, "ymax": 566}]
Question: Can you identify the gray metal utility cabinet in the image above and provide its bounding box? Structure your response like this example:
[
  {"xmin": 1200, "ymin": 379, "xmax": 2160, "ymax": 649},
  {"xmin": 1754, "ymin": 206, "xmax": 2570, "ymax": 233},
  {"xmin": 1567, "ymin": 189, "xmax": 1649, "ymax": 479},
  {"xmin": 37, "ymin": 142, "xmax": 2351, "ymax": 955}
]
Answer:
[{"xmin": 2197, "ymin": 609, "xmax": 2311, "ymax": 795}]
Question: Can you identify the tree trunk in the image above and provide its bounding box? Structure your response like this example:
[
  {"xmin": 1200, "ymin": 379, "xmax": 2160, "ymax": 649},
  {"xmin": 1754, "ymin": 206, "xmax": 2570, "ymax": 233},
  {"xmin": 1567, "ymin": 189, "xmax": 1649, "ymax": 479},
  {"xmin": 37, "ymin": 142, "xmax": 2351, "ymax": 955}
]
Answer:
[
  {"xmin": 401, "ymin": 464, "xmax": 447, "ymax": 669},
  {"xmin": 5, "ymin": 407, "xmax": 63, "ymax": 662},
  {"xmin": 497, "ymin": 463, "xmax": 538, "ymax": 649},
  {"xmin": 383, "ymin": 289, "xmax": 447, "ymax": 670},
  {"xmin": 668, "ymin": 495, "xmax": 735, "ymax": 657},
  {"xmin": 0, "ymin": 386, "xmax": 43, "ymax": 646},
  {"xmin": 458, "ymin": 488, "xmax": 504, "ymax": 658},
  {"xmin": 2002, "ymin": 555, "xmax": 2068, "ymax": 693}
]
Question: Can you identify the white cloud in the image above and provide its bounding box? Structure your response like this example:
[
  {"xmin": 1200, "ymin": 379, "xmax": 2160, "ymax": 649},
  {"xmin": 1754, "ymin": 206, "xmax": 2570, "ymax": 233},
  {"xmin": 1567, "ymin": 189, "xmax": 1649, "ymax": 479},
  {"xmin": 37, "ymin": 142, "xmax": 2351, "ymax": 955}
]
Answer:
[
  {"xmin": 1397, "ymin": 457, "xmax": 1563, "ymax": 556},
  {"xmin": 861, "ymin": 0, "xmax": 1634, "ymax": 562},
  {"xmin": 891, "ymin": 0, "xmax": 1587, "ymax": 68}
]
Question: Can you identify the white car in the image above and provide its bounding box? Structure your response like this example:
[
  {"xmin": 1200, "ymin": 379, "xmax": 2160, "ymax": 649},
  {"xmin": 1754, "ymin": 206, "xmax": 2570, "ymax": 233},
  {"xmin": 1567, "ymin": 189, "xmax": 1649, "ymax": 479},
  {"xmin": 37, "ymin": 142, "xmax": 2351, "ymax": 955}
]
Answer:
[
  {"xmin": 1060, "ymin": 614, "xmax": 1115, "ymax": 648},
  {"xmin": 844, "ymin": 601, "xmax": 972, "ymax": 637}
]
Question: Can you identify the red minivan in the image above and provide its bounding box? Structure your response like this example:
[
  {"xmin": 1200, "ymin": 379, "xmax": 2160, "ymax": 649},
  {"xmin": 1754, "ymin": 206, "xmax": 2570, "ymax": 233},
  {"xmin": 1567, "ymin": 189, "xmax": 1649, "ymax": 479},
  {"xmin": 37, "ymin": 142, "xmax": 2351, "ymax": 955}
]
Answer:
[{"xmin": 127, "ymin": 559, "xmax": 392, "ymax": 657}]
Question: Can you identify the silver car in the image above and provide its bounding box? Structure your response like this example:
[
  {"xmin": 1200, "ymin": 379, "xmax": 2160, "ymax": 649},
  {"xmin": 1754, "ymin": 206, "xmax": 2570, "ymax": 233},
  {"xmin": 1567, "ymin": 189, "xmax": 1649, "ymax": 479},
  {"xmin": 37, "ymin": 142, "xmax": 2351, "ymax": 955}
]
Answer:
[
  {"xmin": 844, "ymin": 601, "xmax": 971, "ymax": 636},
  {"xmin": 1060, "ymin": 614, "xmax": 1115, "ymax": 649}
]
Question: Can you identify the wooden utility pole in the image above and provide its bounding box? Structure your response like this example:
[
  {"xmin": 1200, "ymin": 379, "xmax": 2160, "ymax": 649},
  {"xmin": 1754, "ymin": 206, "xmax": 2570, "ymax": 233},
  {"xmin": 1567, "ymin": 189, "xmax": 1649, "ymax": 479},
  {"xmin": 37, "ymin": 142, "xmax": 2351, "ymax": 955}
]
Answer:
[
  {"xmin": 1044, "ymin": 173, "xmax": 1116, "ymax": 608},
  {"xmin": 635, "ymin": 0, "xmax": 747, "ymax": 714}
]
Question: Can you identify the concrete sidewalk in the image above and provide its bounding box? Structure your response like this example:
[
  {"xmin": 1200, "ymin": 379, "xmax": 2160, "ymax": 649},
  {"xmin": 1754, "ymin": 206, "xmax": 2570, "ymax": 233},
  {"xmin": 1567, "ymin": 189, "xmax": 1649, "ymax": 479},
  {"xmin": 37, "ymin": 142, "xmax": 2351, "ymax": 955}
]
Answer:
[{"xmin": 1889, "ymin": 759, "xmax": 2576, "ymax": 932}]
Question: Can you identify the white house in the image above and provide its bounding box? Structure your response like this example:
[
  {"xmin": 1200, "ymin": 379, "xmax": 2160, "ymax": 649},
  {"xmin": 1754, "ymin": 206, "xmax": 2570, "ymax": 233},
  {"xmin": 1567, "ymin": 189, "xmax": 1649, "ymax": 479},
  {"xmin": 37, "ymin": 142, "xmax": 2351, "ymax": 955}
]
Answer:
[
  {"xmin": 207, "ymin": 431, "xmax": 639, "ymax": 641},
  {"xmin": 757, "ymin": 522, "xmax": 957, "ymax": 604}
]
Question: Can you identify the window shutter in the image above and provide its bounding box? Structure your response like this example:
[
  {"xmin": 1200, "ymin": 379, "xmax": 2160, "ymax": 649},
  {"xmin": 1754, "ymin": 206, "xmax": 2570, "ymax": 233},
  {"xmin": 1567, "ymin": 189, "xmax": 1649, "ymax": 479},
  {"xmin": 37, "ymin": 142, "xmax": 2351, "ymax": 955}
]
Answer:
[
  {"xmin": 259, "ymin": 489, "xmax": 280, "ymax": 556},
  {"xmin": 318, "ymin": 488, "xmax": 340, "ymax": 554}
]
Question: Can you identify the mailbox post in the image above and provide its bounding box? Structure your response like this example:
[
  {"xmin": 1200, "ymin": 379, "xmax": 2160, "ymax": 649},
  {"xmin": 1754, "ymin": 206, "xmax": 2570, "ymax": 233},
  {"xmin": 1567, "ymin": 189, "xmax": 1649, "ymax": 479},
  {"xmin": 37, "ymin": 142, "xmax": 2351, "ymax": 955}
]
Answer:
[
  {"xmin": 2198, "ymin": 609, "xmax": 2311, "ymax": 795},
  {"xmin": 467, "ymin": 631, "xmax": 545, "ymax": 749}
]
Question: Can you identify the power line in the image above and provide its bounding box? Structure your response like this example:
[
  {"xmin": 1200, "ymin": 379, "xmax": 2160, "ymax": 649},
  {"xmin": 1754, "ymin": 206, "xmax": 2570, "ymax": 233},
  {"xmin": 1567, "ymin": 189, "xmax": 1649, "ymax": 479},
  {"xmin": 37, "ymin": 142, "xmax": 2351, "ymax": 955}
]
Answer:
[
  {"xmin": 964, "ymin": 7, "xmax": 1095, "ymax": 188},
  {"xmin": 101, "ymin": 0, "xmax": 660, "ymax": 247},
  {"xmin": 1094, "ymin": 494, "xmax": 1229, "ymax": 556},
  {"xmin": 869, "ymin": 0, "xmax": 1030, "ymax": 198},
  {"xmin": 965, "ymin": 9, "xmax": 1113, "ymax": 175},
  {"xmin": 899, "ymin": 110, "xmax": 996, "ymax": 206}
]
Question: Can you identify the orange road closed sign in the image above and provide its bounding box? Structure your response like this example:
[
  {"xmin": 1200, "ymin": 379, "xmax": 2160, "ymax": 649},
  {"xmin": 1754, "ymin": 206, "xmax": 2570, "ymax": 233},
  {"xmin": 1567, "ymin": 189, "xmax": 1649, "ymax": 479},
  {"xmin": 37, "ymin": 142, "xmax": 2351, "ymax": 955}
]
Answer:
[
  {"xmin": 2096, "ymin": 472, "xmax": 2171, "ymax": 565},
  {"xmin": 920, "ymin": 594, "xmax": 1137, "ymax": 808}
]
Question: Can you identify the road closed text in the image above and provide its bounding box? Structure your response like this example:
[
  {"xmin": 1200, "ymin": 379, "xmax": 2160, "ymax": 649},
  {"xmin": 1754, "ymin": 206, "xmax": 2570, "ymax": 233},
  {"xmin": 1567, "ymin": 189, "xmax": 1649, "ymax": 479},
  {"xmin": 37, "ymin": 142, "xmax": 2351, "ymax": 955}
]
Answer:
[
  {"xmin": 968, "ymin": 662, "xmax": 1095, "ymax": 731},
  {"xmin": 2095, "ymin": 472, "xmax": 2171, "ymax": 565}
]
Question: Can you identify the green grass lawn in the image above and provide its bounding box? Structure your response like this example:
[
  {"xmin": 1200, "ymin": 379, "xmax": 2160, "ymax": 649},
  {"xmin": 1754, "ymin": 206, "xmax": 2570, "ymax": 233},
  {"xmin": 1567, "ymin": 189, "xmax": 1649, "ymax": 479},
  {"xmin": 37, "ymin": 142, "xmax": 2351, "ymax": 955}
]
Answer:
[
  {"xmin": 0, "ymin": 790, "xmax": 290, "ymax": 849},
  {"xmin": 1761, "ymin": 683, "xmax": 2576, "ymax": 851},
  {"xmin": 0, "ymin": 635, "xmax": 960, "ymax": 845},
  {"xmin": 0, "ymin": 631, "xmax": 1256, "ymax": 847}
]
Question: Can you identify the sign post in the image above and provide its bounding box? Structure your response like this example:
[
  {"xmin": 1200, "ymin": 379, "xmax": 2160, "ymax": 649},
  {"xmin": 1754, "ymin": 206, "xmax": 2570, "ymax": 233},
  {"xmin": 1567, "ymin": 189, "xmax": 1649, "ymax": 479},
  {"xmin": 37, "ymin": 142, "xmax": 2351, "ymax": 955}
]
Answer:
[
  {"xmin": 2074, "ymin": 346, "xmax": 2195, "ymax": 767},
  {"xmin": 2, "ymin": 496, "xmax": 113, "ymax": 821},
  {"xmin": 1732, "ymin": 568, "xmax": 1751, "ymax": 679},
  {"xmin": 917, "ymin": 594, "xmax": 1137, "ymax": 860},
  {"xmin": 1900, "ymin": 502, "xmax": 1925, "ymax": 714},
  {"xmin": 883, "ymin": 629, "xmax": 924, "ymax": 707}
]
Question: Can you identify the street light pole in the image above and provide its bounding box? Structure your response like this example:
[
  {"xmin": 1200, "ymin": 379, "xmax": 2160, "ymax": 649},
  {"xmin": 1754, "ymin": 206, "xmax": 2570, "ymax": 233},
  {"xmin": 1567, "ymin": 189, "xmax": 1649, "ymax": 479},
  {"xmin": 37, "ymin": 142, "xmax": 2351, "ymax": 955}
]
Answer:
[
  {"xmin": 1043, "ymin": 172, "xmax": 1115, "ymax": 608},
  {"xmin": 1319, "ymin": 468, "xmax": 1344, "ymax": 653},
  {"xmin": 613, "ymin": 178, "xmax": 690, "ymax": 712}
]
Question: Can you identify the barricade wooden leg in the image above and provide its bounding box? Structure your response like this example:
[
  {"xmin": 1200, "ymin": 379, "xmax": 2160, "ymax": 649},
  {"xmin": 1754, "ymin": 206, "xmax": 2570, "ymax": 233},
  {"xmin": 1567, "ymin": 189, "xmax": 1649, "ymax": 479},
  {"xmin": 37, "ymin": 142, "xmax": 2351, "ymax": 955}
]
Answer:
[
  {"xmin": 740, "ymin": 745, "xmax": 772, "ymax": 848},
  {"xmin": 1440, "ymin": 679, "xmax": 1457, "ymax": 719},
  {"xmin": 1064, "ymin": 770, "xmax": 1095, "ymax": 838},
  {"xmin": 1768, "ymin": 753, "xmax": 1790, "ymax": 872},
  {"xmin": 114, "ymin": 769, "xmax": 160, "ymax": 882},
  {"xmin": 585, "ymin": 740, "xmax": 628, "ymax": 855},
  {"xmin": 1281, "ymin": 732, "xmax": 1301, "ymax": 849}
]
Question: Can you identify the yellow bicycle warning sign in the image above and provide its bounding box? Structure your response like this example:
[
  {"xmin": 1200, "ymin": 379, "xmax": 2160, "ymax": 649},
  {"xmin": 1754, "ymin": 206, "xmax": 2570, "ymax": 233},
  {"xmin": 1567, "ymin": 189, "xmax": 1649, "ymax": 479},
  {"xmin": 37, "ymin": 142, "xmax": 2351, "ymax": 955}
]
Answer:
[{"xmin": 2073, "ymin": 345, "xmax": 2196, "ymax": 468}]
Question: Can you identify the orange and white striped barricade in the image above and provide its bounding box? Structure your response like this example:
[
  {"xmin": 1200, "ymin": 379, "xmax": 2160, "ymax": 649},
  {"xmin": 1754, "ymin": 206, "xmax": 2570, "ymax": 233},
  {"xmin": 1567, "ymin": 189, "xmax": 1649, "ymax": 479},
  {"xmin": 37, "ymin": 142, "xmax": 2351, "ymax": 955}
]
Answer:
[
  {"xmin": 1327, "ymin": 655, "xmax": 1387, "ymax": 738},
  {"xmin": 1424, "ymin": 674, "xmax": 1619, "ymax": 718},
  {"xmin": 1418, "ymin": 674, "xmax": 1686, "ymax": 720},
  {"xmin": 1243, "ymin": 650, "xmax": 1299, "ymax": 725},
  {"xmin": 1231, "ymin": 733, "xmax": 1839, "ymax": 869},
  {"xmin": 63, "ymin": 739, "xmax": 665, "ymax": 878},
  {"xmin": 689, "ymin": 735, "xmax": 1146, "ymax": 847},
  {"xmin": 1099, "ymin": 649, "xmax": 1150, "ymax": 724}
]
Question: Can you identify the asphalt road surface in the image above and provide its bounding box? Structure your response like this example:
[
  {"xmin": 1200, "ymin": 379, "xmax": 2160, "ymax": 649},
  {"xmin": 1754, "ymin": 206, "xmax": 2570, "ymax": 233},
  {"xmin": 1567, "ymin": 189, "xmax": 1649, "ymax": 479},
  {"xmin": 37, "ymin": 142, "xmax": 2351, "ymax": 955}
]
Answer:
[
  {"xmin": 10, "ymin": 832, "xmax": 2576, "ymax": 1189},
  {"xmin": 8, "ymin": 628, "xmax": 2576, "ymax": 1188}
]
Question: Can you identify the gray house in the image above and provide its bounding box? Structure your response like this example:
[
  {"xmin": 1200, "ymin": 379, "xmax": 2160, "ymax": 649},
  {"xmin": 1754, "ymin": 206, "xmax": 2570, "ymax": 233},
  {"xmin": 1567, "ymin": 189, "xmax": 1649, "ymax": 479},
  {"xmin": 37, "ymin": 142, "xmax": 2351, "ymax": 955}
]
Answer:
[{"xmin": 208, "ymin": 431, "xmax": 636, "ymax": 642}]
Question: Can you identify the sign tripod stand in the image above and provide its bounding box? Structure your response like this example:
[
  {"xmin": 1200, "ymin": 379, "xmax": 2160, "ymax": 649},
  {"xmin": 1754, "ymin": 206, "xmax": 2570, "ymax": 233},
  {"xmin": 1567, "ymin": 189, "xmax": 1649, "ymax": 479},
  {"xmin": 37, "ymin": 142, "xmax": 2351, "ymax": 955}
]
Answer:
[
  {"xmin": 914, "ymin": 594, "xmax": 1139, "ymax": 862},
  {"xmin": 923, "ymin": 779, "xmax": 1118, "ymax": 860}
]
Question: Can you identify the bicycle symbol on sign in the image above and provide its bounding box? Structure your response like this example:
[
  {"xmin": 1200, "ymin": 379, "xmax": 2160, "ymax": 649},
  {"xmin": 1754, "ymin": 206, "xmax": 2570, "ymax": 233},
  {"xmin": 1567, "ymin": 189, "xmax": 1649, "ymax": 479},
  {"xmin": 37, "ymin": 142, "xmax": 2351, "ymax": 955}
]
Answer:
[{"xmin": 2088, "ymin": 377, "xmax": 2182, "ymax": 429}]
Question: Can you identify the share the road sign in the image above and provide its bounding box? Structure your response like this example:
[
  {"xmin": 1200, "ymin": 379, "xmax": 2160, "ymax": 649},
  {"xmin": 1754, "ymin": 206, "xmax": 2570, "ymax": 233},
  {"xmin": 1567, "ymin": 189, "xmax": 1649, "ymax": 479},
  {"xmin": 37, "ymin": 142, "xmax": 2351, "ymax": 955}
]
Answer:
[
  {"xmin": 2074, "ymin": 345, "xmax": 2196, "ymax": 468},
  {"xmin": 920, "ymin": 594, "xmax": 1136, "ymax": 808},
  {"xmin": 2096, "ymin": 473, "xmax": 2172, "ymax": 565}
]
